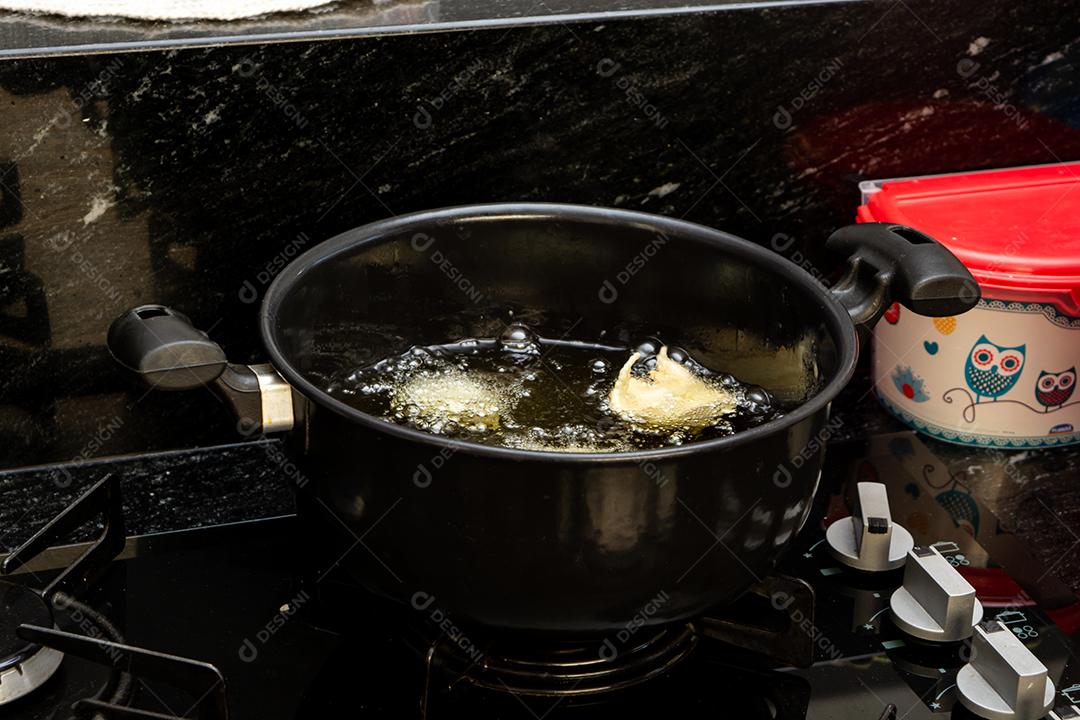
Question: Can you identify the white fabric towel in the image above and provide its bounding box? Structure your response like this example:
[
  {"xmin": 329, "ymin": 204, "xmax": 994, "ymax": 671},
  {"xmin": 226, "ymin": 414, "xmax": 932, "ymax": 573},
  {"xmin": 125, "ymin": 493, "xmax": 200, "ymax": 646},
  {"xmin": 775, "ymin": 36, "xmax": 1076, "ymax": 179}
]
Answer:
[{"xmin": 0, "ymin": 0, "xmax": 333, "ymax": 20}]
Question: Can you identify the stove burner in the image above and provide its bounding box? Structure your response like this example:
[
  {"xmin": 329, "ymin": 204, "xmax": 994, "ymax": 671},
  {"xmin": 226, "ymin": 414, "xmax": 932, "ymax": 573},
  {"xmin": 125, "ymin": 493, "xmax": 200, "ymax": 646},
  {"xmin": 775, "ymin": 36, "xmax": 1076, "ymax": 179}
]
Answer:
[
  {"xmin": 430, "ymin": 623, "xmax": 698, "ymax": 698},
  {"xmin": 0, "ymin": 581, "xmax": 63, "ymax": 705},
  {"xmin": 0, "ymin": 475, "xmax": 131, "ymax": 710}
]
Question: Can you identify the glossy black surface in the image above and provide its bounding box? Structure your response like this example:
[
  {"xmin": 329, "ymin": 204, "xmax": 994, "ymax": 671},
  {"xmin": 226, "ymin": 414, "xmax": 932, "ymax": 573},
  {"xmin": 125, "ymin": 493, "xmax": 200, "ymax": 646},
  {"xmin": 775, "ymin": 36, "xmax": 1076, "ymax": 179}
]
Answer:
[
  {"xmin": 295, "ymin": 405, "xmax": 832, "ymax": 632},
  {"xmin": 3, "ymin": 431, "xmax": 1080, "ymax": 719}
]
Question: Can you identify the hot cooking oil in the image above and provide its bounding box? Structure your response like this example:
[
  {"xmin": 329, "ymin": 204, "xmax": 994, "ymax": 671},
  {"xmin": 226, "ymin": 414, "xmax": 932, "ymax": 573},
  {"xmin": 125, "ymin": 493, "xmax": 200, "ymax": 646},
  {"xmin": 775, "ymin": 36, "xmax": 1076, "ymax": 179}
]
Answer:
[{"xmin": 325, "ymin": 323, "xmax": 778, "ymax": 452}]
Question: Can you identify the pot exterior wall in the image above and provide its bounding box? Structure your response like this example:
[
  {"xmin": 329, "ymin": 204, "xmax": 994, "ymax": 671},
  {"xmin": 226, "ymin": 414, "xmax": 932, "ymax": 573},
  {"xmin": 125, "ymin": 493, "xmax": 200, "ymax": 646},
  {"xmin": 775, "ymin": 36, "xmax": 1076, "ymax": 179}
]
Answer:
[
  {"xmin": 290, "ymin": 398, "xmax": 832, "ymax": 634},
  {"xmin": 873, "ymin": 299, "xmax": 1080, "ymax": 448}
]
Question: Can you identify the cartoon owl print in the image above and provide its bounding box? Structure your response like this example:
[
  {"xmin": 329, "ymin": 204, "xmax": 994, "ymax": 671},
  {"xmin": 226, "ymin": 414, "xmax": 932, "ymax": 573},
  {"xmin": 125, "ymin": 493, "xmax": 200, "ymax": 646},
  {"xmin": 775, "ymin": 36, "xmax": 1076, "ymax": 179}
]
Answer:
[
  {"xmin": 1035, "ymin": 367, "xmax": 1076, "ymax": 410},
  {"xmin": 963, "ymin": 335, "xmax": 1026, "ymax": 401}
]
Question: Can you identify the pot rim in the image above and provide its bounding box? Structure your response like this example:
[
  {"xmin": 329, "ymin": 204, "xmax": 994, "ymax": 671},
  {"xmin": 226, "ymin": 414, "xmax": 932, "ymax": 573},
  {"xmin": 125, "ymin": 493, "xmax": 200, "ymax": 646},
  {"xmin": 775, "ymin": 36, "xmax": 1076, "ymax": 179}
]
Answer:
[{"xmin": 260, "ymin": 202, "xmax": 859, "ymax": 463}]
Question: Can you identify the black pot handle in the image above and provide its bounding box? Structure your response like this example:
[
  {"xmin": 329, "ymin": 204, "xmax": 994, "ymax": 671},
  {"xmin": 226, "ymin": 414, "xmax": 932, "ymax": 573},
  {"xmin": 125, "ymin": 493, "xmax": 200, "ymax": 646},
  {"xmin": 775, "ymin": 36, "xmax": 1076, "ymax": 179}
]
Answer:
[
  {"xmin": 107, "ymin": 305, "xmax": 294, "ymax": 435},
  {"xmin": 826, "ymin": 223, "xmax": 980, "ymax": 343}
]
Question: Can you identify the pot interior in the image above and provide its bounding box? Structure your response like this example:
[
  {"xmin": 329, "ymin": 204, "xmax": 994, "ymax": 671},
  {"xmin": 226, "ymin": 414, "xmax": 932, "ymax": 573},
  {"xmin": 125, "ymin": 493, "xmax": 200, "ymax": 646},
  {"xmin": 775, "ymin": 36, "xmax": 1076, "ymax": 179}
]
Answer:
[{"xmin": 266, "ymin": 206, "xmax": 849, "ymax": 421}]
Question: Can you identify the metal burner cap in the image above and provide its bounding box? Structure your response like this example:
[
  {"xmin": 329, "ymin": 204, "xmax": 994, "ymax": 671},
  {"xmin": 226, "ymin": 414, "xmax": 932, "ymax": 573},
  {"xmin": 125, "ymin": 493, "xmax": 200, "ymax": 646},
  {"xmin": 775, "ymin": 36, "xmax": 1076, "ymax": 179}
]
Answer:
[{"xmin": 0, "ymin": 581, "xmax": 64, "ymax": 705}]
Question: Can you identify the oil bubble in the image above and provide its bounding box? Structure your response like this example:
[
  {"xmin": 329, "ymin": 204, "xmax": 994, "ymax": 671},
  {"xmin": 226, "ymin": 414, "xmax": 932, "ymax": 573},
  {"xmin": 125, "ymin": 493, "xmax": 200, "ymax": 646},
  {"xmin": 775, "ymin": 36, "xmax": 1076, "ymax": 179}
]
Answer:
[
  {"xmin": 500, "ymin": 323, "xmax": 539, "ymax": 352},
  {"xmin": 666, "ymin": 346, "xmax": 688, "ymax": 364},
  {"xmin": 634, "ymin": 337, "xmax": 662, "ymax": 357}
]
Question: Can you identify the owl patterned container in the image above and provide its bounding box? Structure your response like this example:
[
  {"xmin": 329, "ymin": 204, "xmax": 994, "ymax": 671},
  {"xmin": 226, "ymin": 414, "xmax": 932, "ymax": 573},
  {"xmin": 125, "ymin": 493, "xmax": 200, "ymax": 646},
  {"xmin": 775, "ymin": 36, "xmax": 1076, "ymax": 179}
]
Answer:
[{"xmin": 859, "ymin": 162, "xmax": 1080, "ymax": 448}]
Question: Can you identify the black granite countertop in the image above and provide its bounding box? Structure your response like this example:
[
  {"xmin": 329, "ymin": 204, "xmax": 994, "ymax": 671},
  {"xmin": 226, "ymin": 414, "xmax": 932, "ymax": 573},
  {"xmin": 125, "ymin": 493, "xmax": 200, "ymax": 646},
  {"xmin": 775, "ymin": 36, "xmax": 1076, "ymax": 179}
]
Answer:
[{"xmin": 0, "ymin": 440, "xmax": 294, "ymax": 550}]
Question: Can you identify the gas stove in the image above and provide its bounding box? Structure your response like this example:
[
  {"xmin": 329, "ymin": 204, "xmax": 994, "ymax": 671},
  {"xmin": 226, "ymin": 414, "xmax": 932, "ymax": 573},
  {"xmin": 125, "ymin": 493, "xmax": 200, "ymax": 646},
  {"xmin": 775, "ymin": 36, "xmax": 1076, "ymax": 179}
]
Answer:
[{"xmin": 2, "ymin": 431, "xmax": 1080, "ymax": 720}]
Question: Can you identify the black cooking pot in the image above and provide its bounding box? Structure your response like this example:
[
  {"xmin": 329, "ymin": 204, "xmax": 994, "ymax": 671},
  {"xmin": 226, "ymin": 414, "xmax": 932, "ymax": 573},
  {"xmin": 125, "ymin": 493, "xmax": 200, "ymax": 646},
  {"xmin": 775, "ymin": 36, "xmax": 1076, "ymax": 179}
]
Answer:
[{"xmin": 108, "ymin": 204, "xmax": 977, "ymax": 635}]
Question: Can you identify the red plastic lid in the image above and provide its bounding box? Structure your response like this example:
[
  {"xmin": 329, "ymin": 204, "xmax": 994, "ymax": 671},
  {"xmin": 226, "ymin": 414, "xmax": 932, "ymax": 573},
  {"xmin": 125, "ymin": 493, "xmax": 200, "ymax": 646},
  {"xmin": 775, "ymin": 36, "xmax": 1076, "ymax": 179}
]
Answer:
[{"xmin": 858, "ymin": 163, "xmax": 1080, "ymax": 290}]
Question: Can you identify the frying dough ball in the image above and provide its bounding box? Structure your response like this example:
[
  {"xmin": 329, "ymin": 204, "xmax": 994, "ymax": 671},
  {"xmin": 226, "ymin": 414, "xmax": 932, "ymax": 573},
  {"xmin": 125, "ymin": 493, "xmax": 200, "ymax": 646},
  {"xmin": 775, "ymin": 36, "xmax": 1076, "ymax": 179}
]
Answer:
[
  {"xmin": 391, "ymin": 369, "xmax": 514, "ymax": 431},
  {"xmin": 608, "ymin": 346, "xmax": 737, "ymax": 431}
]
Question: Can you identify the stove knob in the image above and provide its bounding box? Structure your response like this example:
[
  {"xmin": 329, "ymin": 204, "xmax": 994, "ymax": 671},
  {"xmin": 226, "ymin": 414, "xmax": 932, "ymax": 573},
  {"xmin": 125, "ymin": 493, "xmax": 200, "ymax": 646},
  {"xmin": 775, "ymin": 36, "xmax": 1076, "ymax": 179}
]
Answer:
[
  {"xmin": 825, "ymin": 482, "xmax": 914, "ymax": 571},
  {"xmin": 957, "ymin": 620, "xmax": 1056, "ymax": 720},
  {"xmin": 889, "ymin": 545, "xmax": 983, "ymax": 642}
]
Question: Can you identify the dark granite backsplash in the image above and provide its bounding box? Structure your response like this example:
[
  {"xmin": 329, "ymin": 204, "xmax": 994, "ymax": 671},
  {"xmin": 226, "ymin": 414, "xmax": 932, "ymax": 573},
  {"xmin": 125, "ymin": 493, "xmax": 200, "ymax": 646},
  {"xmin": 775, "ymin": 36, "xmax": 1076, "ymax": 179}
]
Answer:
[{"xmin": 1, "ymin": 0, "xmax": 1079, "ymax": 549}]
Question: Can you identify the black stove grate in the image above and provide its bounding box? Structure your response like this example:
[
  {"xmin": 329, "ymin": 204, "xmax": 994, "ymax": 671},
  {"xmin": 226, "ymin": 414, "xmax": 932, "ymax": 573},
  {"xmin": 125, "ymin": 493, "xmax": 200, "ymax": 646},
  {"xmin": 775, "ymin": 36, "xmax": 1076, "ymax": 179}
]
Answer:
[{"xmin": 1, "ymin": 475, "xmax": 229, "ymax": 720}]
